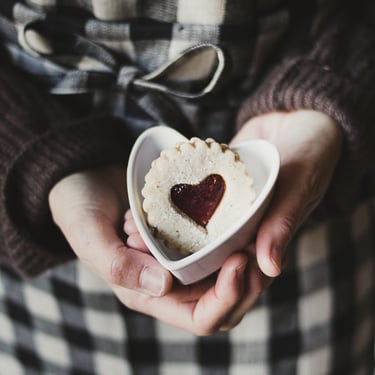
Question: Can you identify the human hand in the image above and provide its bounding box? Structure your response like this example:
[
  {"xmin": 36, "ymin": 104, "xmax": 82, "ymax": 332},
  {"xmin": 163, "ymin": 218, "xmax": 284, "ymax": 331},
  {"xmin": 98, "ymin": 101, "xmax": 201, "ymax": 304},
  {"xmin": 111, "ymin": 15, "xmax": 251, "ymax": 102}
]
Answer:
[
  {"xmin": 232, "ymin": 110, "xmax": 343, "ymax": 277},
  {"xmin": 48, "ymin": 166, "xmax": 174, "ymax": 297},
  {"xmin": 124, "ymin": 209, "xmax": 268, "ymax": 334},
  {"xmin": 203, "ymin": 110, "xmax": 343, "ymax": 326}
]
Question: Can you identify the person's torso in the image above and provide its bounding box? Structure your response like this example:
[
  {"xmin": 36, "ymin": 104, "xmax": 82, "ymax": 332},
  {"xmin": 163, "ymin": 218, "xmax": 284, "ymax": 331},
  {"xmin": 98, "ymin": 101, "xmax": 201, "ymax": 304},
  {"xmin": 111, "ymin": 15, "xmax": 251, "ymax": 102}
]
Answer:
[{"xmin": 0, "ymin": 0, "xmax": 339, "ymax": 139}]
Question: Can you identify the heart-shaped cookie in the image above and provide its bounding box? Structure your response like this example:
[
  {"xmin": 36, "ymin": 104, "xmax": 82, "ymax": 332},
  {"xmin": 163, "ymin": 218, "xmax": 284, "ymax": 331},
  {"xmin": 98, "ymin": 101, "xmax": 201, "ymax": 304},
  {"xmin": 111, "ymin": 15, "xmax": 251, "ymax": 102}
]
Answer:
[
  {"xmin": 170, "ymin": 174, "xmax": 225, "ymax": 227},
  {"xmin": 142, "ymin": 137, "xmax": 255, "ymax": 254}
]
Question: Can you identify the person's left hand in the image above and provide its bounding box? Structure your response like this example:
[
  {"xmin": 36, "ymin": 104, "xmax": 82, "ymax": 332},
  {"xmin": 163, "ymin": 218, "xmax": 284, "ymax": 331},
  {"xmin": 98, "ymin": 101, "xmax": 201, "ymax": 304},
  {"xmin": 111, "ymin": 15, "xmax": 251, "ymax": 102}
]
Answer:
[
  {"xmin": 124, "ymin": 209, "xmax": 271, "ymax": 333},
  {"xmin": 220, "ymin": 109, "xmax": 343, "ymax": 326}
]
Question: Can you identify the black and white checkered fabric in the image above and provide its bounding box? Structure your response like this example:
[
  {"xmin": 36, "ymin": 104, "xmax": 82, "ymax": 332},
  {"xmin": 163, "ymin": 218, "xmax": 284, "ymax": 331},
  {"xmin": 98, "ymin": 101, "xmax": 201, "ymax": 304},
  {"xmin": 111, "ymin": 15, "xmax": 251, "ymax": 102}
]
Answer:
[{"xmin": 0, "ymin": 203, "xmax": 374, "ymax": 374}]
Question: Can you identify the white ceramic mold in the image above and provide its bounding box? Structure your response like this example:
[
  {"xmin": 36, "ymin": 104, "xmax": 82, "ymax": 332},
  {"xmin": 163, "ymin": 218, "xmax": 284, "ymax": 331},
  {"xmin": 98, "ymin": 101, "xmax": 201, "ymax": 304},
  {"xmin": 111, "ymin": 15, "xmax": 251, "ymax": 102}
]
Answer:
[{"xmin": 127, "ymin": 126, "xmax": 280, "ymax": 285}]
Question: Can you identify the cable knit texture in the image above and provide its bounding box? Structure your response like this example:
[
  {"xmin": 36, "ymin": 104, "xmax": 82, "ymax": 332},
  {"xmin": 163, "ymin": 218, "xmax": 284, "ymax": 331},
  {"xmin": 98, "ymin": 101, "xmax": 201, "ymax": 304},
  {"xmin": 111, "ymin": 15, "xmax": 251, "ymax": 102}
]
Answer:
[
  {"xmin": 237, "ymin": 3, "xmax": 375, "ymax": 215},
  {"xmin": 0, "ymin": 64, "xmax": 134, "ymax": 277}
]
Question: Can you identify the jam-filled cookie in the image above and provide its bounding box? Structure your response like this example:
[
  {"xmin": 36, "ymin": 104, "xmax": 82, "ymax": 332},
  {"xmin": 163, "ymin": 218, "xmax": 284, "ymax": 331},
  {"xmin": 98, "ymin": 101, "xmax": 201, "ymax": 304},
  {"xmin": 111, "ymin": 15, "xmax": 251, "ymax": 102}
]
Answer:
[{"xmin": 142, "ymin": 137, "xmax": 255, "ymax": 254}]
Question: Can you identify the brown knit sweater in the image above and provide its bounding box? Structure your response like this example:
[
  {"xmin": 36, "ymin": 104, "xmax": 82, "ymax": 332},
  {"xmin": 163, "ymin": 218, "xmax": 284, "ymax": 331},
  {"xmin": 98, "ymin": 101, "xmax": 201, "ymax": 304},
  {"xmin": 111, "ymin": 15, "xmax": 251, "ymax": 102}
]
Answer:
[
  {"xmin": 0, "ymin": 61, "xmax": 135, "ymax": 277},
  {"xmin": 1, "ymin": 2, "xmax": 375, "ymax": 278},
  {"xmin": 237, "ymin": 2, "xmax": 375, "ymax": 218}
]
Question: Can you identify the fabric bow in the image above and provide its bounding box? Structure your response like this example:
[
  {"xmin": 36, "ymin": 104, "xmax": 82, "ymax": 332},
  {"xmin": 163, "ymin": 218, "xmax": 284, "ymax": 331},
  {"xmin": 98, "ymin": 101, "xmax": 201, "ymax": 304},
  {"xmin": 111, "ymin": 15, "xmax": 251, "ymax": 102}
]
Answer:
[{"xmin": 15, "ymin": 20, "xmax": 226, "ymax": 136}]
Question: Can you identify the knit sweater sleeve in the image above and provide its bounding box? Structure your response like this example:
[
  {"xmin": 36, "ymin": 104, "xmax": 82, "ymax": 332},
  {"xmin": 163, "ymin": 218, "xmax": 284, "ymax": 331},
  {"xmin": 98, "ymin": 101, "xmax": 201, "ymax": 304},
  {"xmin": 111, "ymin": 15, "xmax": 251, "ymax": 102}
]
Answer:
[
  {"xmin": 237, "ymin": 1, "xmax": 375, "ymax": 216},
  {"xmin": 0, "ymin": 63, "xmax": 134, "ymax": 277}
]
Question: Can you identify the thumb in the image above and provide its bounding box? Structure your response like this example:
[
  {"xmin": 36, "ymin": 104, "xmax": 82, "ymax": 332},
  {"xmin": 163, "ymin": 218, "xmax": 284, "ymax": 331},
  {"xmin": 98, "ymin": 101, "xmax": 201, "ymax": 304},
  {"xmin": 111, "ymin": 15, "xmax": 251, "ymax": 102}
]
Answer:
[
  {"xmin": 60, "ymin": 213, "xmax": 173, "ymax": 297},
  {"xmin": 255, "ymin": 210, "xmax": 295, "ymax": 277},
  {"xmin": 255, "ymin": 171, "xmax": 310, "ymax": 277}
]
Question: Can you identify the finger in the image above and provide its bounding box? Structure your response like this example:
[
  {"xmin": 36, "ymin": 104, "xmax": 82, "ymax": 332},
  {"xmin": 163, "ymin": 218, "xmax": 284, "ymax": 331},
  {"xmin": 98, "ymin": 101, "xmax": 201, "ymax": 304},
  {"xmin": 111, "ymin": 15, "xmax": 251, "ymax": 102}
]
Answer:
[
  {"xmin": 113, "ymin": 270, "xmax": 215, "ymax": 315},
  {"xmin": 123, "ymin": 209, "xmax": 156, "ymax": 252},
  {"xmin": 124, "ymin": 208, "xmax": 133, "ymax": 220},
  {"xmin": 187, "ymin": 252, "xmax": 248, "ymax": 335},
  {"xmin": 126, "ymin": 233, "xmax": 149, "ymax": 252},
  {"xmin": 114, "ymin": 253, "xmax": 248, "ymax": 335},
  {"xmin": 123, "ymin": 213, "xmax": 139, "ymax": 235},
  {"xmin": 123, "ymin": 217, "xmax": 140, "ymax": 236},
  {"xmin": 255, "ymin": 165, "xmax": 313, "ymax": 277},
  {"xmin": 63, "ymin": 212, "xmax": 173, "ymax": 297},
  {"xmin": 219, "ymin": 245, "xmax": 273, "ymax": 330}
]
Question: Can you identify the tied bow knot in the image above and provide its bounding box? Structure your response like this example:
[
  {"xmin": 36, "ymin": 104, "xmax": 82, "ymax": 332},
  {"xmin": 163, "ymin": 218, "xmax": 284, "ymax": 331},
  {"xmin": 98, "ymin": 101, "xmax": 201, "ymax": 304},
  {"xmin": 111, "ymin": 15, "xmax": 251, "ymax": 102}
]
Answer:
[
  {"xmin": 16, "ymin": 20, "xmax": 226, "ymax": 136},
  {"xmin": 19, "ymin": 20, "xmax": 226, "ymax": 104}
]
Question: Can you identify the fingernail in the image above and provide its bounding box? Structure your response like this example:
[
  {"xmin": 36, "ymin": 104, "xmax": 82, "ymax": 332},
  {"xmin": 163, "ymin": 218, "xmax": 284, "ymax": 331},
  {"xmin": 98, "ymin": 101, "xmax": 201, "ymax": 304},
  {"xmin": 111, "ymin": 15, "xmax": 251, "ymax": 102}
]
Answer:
[{"xmin": 140, "ymin": 266, "xmax": 166, "ymax": 297}]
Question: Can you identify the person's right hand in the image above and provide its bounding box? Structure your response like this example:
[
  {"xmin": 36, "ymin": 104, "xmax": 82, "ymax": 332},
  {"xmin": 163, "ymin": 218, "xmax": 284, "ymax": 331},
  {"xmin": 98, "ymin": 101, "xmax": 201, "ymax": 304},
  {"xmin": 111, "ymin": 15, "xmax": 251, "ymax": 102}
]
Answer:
[
  {"xmin": 231, "ymin": 110, "xmax": 343, "ymax": 278},
  {"xmin": 48, "ymin": 166, "xmax": 174, "ymax": 297}
]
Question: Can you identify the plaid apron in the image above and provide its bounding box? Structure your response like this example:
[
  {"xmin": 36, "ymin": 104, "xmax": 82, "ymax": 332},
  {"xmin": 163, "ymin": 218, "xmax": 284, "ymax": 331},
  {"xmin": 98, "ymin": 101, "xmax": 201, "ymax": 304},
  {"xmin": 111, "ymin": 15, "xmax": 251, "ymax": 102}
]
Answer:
[{"xmin": 0, "ymin": 202, "xmax": 374, "ymax": 374}]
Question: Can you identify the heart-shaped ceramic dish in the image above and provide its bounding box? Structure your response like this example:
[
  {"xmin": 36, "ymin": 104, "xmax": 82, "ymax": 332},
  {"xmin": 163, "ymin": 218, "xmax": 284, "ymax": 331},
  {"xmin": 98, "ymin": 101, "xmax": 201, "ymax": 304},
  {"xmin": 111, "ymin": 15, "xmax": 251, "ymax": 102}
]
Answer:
[{"xmin": 127, "ymin": 126, "xmax": 280, "ymax": 285}]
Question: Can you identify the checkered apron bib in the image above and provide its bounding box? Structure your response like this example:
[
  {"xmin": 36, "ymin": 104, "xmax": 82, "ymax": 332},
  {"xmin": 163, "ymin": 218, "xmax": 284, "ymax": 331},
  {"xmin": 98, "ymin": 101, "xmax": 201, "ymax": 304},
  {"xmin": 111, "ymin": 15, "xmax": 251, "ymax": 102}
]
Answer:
[{"xmin": 1, "ymin": 202, "xmax": 374, "ymax": 375}]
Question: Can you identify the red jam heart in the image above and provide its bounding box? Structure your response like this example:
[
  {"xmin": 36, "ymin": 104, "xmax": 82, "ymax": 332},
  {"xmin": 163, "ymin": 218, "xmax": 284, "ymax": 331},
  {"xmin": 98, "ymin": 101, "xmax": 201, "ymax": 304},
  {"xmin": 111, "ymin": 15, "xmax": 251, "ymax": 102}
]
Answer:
[{"xmin": 170, "ymin": 174, "xmax": 225, "ymax": 227}]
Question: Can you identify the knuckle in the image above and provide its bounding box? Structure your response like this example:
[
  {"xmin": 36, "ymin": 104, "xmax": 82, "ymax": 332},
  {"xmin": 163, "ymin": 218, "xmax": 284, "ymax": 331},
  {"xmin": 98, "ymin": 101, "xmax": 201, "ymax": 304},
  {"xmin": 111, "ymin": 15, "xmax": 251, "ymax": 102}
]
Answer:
[
  {"xmin": 277, "ymin": 214, "xmax": 297, "ymax": 241},
  {"xmin": 108, "ymin": 253, "xmax": 129, "ymax": 286}
]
